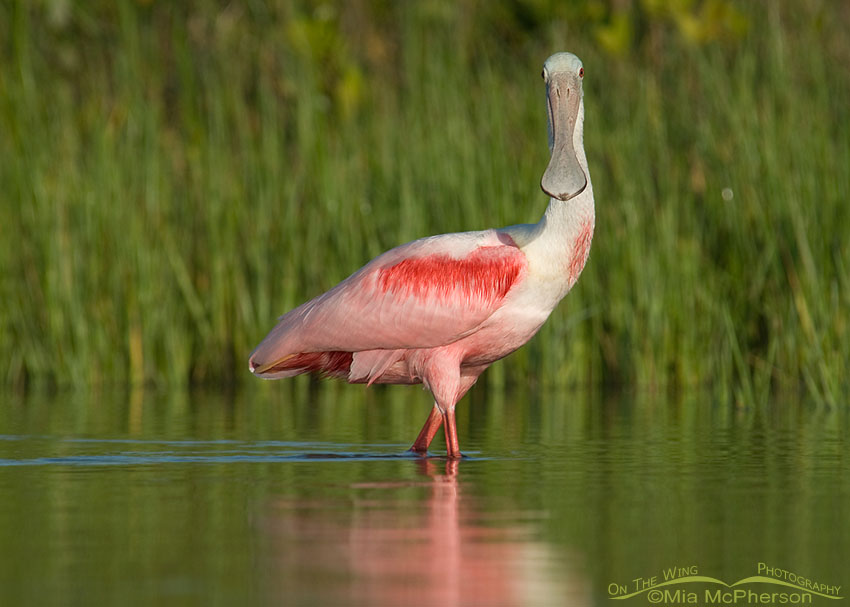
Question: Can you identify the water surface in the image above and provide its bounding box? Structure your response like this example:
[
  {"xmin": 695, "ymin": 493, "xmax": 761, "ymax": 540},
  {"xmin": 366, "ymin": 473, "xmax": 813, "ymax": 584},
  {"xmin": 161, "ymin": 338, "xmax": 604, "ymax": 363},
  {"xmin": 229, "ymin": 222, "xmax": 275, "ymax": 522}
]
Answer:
[{"xmin": 0, "ymin": 384, "xmax": 847, "ymax": 606}]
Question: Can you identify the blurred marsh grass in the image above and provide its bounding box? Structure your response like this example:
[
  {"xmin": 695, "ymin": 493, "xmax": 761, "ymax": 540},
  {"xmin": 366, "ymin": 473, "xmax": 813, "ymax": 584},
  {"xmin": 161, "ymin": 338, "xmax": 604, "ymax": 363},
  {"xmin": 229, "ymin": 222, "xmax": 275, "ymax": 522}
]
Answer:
[{"xmin": 1, "ymin": 2, "xmax": 848, "ymax": 403}]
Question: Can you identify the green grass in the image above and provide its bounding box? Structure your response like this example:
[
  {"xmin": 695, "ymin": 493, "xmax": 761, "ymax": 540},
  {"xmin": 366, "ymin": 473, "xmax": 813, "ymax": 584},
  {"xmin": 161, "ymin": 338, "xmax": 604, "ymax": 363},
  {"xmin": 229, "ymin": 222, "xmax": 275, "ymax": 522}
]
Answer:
[{"xmin": 1, "ymin": 2, "xmax": 848, "ymax": 403}]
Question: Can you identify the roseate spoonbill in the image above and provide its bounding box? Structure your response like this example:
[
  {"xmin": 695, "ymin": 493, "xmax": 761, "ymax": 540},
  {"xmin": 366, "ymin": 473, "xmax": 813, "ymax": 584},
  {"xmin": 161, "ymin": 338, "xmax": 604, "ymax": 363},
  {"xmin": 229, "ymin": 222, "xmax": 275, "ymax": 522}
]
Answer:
[{"xmin": 249, "ymin": 52, "xmax": 594, "ymax": 458}]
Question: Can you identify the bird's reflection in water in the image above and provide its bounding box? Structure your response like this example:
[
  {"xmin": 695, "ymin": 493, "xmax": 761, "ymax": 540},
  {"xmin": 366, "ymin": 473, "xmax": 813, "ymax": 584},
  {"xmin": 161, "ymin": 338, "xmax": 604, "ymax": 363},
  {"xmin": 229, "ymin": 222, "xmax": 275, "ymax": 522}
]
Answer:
[{"xmin": 264, "ymin": 459, "xmax": 590, "ymax": 606}]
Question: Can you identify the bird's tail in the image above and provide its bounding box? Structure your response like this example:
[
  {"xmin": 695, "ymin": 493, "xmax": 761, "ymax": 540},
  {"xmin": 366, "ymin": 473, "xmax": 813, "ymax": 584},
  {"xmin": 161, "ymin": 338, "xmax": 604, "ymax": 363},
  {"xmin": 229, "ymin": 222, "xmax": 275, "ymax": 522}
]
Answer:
[{"xmin": 249, "ymin": 351, "xmax": 353, "ymax": 379}]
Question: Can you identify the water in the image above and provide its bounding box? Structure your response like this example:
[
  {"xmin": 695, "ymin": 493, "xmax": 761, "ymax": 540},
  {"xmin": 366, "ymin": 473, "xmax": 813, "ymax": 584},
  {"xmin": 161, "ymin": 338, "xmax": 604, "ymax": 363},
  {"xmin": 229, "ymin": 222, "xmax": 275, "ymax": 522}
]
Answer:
[{"xmin": 0, "ymin": 384, "xmax": 847, "ymax": 606}]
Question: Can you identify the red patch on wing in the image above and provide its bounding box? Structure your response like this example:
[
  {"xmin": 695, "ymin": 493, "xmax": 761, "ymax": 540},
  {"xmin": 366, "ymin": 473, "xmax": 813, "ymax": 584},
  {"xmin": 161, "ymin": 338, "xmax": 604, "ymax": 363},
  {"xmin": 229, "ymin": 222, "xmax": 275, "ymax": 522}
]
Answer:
[
  {"xmin": 266, "ymin": 351, "xmax": 352, "ymax": 377},
  {"xmin": 568, "ymin": 220, "xmax": 594, "ymax": 285},
  {"xmin": 377, "ymin": 246, "xmax": 525, "ymax": 304}
]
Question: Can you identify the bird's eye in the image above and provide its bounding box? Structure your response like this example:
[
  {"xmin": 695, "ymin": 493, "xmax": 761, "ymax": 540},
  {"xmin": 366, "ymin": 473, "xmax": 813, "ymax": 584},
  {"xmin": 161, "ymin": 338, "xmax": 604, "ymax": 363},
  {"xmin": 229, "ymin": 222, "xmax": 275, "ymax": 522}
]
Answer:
[
  {"xmin": 541, "ymin": 69, "xmax": 546, "ymax": 80},
  {"xmin": 579, "ymin": 68, "xmax": 584, "ymax": 78}
]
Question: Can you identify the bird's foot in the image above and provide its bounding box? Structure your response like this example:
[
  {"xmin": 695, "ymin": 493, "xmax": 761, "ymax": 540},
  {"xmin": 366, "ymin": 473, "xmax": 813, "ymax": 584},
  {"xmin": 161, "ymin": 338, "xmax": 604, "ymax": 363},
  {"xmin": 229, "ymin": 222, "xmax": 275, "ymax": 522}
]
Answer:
[{"xmin": 407, "ymin": 446, "xmax": 430, "ymax": 457}]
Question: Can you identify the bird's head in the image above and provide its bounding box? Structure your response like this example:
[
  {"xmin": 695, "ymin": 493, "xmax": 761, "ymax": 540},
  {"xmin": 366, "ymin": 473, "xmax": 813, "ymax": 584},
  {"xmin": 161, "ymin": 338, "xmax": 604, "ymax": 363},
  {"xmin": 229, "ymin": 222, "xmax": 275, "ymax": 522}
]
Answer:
[{"xmin": 540, "ymin": 52, "xmax": 587, "ymax": 202}]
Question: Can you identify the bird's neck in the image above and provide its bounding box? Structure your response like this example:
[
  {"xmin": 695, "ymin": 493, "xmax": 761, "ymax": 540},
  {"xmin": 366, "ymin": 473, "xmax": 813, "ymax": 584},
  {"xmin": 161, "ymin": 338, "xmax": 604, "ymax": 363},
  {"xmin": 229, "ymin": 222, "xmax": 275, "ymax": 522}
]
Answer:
[
  {"xmin": 540, "ymin": 182, "xmax": 594, "ymax": 232},
  {"xmin": 503, "ymin": 103, "xmax": 594, "ymax": 263},
  {"xmin": 519, "ymin": 137, "xmax": 594, "ymax": 293}
]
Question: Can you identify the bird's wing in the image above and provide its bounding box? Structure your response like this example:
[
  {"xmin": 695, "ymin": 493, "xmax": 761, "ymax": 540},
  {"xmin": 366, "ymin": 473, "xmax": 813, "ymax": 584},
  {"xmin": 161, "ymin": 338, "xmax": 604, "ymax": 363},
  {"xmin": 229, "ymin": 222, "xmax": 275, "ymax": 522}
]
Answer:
[{"xmin": 250, "ymin": 229, "xmax": 527, "ymax": 366}]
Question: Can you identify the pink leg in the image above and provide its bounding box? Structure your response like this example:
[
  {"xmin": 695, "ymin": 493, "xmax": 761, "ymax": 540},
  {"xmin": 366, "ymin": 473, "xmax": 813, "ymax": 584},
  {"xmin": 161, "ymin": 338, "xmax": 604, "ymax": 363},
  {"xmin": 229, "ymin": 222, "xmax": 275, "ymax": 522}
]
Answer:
[
  {"xmin": 414, "ymin": 366, "xmax": 481, "ymax": 458},
  {"xmin": 409, "ymin": 405, "xmax": 443, "ymax": 455},
  {"xmin": 443, "ymin": 408, "xmax": 461, "ymax": 459}
]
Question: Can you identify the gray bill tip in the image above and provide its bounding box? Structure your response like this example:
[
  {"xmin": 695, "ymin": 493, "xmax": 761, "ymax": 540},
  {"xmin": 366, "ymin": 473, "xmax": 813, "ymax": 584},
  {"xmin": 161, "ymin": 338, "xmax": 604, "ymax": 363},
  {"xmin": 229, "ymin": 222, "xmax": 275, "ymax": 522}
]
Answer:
[{"xmin": 541, "ymin": 150, "xmax": 587, "ymax": 201}]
